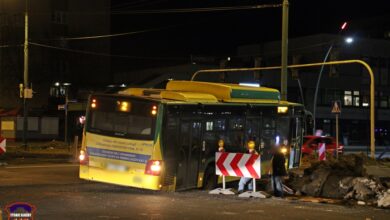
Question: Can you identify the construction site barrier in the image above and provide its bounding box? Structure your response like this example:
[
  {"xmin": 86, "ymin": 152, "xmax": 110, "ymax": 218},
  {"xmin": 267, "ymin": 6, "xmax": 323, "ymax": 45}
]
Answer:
[
  {"xmin": 0, "ymin": 137, "xmax": 6, "ymax": 155},
  {"xmin": 209, "ymin": 152, "xmax": 266, "ymax": 198}
]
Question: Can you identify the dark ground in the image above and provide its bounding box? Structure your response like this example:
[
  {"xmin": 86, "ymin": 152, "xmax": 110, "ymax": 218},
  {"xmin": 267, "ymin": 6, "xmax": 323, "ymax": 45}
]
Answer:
[{"xmin": 0, "ymin": 158, "xmax": 389, "ymax": 220}]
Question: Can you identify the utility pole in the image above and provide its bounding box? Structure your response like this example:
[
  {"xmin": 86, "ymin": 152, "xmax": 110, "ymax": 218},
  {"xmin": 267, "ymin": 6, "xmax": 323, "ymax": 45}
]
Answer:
[
  {"xmin": 64, "ymin": 86, "xmax": 69, "ymax": 144},
  {"xmin": 281, "ymin": 0, "xmax": 289, "ymax": 101},
  {"xmin": 22, "ymin": 0, "xmax": 29, "ymax": 149}
]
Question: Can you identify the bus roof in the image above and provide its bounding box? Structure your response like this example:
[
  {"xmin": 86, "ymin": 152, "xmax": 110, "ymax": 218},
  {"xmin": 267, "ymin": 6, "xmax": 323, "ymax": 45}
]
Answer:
[{"xmin": 118, "ymin": 80, "xmax": 302, "ymax": 106}]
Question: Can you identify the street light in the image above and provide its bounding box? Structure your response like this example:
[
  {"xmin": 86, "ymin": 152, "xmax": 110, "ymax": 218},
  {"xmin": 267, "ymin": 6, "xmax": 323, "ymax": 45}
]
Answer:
[
  {"xmin": 312, "ymin": 21, "xmax": 350, "ymax": 134},
  {"xmin": 345, "ymin": 37, "xmax": 354, "ymax": 44}
]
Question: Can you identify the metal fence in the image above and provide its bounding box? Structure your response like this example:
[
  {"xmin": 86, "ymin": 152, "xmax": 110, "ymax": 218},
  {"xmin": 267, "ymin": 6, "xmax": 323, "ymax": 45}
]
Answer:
[{"xmin": 0, "ymin": 116, "xmax": 59, "ymax": 140}]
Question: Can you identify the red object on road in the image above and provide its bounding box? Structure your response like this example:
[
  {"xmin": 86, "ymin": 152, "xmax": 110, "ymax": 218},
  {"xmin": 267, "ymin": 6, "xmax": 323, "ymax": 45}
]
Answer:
[
  {"xmin": 215, "ymin": 152, "xmax": 261, "ymax": 179},
  {"xmin": 302, "ymin": 136, "xmax": 344, "ymax": 156},
  {"xmin": 0, "ymin": 137, "xmax": 6, "ymax": 155}
]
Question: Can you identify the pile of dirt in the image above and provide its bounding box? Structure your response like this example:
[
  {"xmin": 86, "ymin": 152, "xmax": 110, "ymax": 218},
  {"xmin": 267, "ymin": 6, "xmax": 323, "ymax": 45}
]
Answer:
[{"xmin": 288, "ymin": 153, "xmax": 390, "ymax": 208}]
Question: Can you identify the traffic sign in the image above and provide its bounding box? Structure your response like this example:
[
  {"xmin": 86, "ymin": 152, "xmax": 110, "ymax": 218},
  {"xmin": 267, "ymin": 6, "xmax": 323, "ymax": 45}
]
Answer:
[
  {"xmin": 215, "ymin": 152, "xmax": 261, "ymax": 179},
  {"xmin": 331, "ymin": 100, "xmax": 341, "ymax": 114},
  {"xmin": 331, "ymin": 101, "xmax": 341, "ymax": 159}
]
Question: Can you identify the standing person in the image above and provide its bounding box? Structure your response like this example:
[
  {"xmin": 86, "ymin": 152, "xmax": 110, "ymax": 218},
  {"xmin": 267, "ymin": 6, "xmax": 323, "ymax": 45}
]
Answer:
[
  {"xmin": 270, "ymin": 146, "xmax": 287, "ymax": 197},
  {"xmin": 237, "ymin": 141, "xmax": 258, "ymax": 194}
]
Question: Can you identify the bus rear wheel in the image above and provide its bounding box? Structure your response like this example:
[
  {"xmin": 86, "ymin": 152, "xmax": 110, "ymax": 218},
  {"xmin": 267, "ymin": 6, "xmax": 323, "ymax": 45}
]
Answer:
[{"xmin": 202, "ymin": 166, "xmax": 217, "ymax": 190}]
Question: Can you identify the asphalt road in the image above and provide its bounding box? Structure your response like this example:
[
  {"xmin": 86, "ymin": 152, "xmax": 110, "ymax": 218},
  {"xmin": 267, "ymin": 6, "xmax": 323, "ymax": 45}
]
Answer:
[{"xmin": 0, "ymin": 161, "xmax": 389, "ymax": 220}]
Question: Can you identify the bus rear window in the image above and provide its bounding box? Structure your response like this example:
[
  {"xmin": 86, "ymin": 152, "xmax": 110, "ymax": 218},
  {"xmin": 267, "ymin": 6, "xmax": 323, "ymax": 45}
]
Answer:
[{"xmin": 87, "ymin": 96, "xmax": 157, "ymax": 139}]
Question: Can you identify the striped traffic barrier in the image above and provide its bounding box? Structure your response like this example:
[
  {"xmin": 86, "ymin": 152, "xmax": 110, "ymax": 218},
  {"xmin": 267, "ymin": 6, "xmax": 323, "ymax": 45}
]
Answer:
[
  {"xmin": 319, "ymin": 143, "xmax": 326, "ymax": 161},
  {"xmin": 209, "ymin": 152, "xmax": 265, "ymax": 198},
  {"xmin": 0, "ymin": 137, "xmax": 6, "ymax": 155}
]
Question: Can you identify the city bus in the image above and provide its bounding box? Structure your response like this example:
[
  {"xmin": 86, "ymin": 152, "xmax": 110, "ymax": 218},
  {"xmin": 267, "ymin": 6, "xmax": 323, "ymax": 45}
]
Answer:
[{"xmin": 79, "ymin": 80, "xmax": 305, "ymax": 191}]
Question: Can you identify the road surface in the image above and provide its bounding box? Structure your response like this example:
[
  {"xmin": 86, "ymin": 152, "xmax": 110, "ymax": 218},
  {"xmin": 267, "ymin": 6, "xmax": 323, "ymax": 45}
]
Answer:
[{"xmin": 0, "ymin": 161, "xmax": 389, "ymax": 220}]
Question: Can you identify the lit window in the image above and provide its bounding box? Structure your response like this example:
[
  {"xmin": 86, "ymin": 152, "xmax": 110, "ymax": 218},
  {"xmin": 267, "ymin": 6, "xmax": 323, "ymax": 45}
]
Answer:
[
  {"xmin": 344, "ymin": 91, "xmax": 352, "ymax": 106},
  {"xmin": 362, "ymin": 92, "xmax": 369, "ymax": 107},
  {"xmin": 206, "ymin": 121, "xmax": 213, "ymax": 131},
  {"xmin": 206, "ymin": 120, "xmax": 226, "ymax": 131},
  {"xmin": 353, "ymin": 91, "xmax": 360, "ymax": 106}
]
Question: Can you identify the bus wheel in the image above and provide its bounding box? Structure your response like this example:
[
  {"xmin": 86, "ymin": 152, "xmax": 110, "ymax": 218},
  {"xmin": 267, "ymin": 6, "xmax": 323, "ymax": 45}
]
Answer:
[{"xmin": 203, "ymin": 166, "xmax": 217, "ymax": 190}]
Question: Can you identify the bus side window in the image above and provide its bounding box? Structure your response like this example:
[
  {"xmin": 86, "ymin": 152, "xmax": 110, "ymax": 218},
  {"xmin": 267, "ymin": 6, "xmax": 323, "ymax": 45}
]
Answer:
[
  {"xmin": 227, "ymin": 117, "xmax": 245, "ymax": 152},
  {"xmin": 262, "ymin": 117, "xmax": 276, "ymax": 160},
  {"xmin": 164, "ymin": 117, "xmax": 179, "ymax": 160},
  {"xmin": 246, "ymin": 118, "xmax": 260, "ymax": 148},
  {"xmin": 276, "ymin": 116, "xmax": 290, "ymax": 146},
  {"xmin": 204, "ymin": 119, "xmax": 226, "ymax": 154}
]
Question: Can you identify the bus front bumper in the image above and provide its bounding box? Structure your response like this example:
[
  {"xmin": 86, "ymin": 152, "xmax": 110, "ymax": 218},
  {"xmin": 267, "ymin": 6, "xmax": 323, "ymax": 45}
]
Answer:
[{"xmin": 79, "ymin": 165, "xmax": 162, "ymax": 190}]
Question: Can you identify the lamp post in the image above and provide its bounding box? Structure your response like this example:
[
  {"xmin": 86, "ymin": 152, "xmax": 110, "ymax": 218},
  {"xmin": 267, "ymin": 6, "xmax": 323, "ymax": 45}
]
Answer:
[
  {"xmin": 63, "ymin": 83, "xmax": 71, "ymax": 144},
  {"xmin": 54, "ymin": 82, "xmax": 71, "ymax": 143},
  {"xmin": 312, "ymin": 22, "xmax": 348, "ymax": 134},
  {"xmin": 22, "ymin": 0, "xmax": 29, "ymax": 149}
]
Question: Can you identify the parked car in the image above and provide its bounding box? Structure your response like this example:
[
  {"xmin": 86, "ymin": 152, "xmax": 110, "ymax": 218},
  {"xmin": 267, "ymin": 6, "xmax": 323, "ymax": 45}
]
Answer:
[{"xmin": 302, "ymin": 136, "xmax": 344, "ymax": 156}]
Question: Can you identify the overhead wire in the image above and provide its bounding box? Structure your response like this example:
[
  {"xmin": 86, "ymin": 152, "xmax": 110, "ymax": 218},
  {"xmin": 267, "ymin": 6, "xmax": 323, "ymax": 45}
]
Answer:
[
  {"xmin": 46, "ymin": 24, "xmax": 180, "ymax": 41},
  {"xmin": 0, "ymin": 44, "xmax": 23, "ymax": 48},
  {"xmin": 29, "ymin": 42, "xmax": 188, "ymax": 61},
  {"xmin": 111, "ymin": 4, "xmax": 282, "ymax": 15},
  {"xmin": 111, "ymin": 0, "xmax": 150, "ymax": 9},
  {"xmin": 111, "ymin": 0, "xmax": 167, "ymax": 10},
  {"xmin": 26, "ymin": 4, "xmax": 282, "ymax": 15}
]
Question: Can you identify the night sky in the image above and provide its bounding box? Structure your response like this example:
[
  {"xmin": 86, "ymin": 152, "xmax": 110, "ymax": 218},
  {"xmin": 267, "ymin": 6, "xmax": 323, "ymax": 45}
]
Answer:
[{"xmin": 110, "ymin": 0, "xmax": 390, "ymax": 60}]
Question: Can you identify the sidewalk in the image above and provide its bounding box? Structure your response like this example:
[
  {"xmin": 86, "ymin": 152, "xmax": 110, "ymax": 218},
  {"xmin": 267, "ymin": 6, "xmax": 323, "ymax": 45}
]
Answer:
[{"xmin": 3, "ymin": 140, "xmax": 76, "ymax": 158}]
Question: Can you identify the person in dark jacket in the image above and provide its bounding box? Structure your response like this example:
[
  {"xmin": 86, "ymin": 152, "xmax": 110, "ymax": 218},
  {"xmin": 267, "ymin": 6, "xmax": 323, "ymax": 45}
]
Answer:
[{"xmin": 270, "ymin": 146, "xmax": 287, "ymax": 197}]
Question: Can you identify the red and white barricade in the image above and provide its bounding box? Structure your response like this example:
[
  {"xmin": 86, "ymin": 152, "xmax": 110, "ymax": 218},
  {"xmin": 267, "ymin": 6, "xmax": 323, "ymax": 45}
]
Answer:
[
  {"xmin": 318, "ymin": 143, "xmax": 326, "ymax": 161},
  {"xmin": 210, "ymin": 152, "xmax": 265, "ymax": 198},
  {"xmin": 0, "ymin": 137, "xmax": 6, "ymax": 155},
  {"xmin": 216, "ymin": 152, "xmax": 260, "ymax": 178}
]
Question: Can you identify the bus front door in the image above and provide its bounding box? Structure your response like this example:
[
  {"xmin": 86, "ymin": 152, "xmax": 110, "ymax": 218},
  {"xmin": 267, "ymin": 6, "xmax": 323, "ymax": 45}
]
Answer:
[
  {"xmin": 176, "ymin": 120, "xmax": 202, "ymax": 190},
  {"xmin": 289, "ymin": 117, "xmax": 303, "ymax": 168}
]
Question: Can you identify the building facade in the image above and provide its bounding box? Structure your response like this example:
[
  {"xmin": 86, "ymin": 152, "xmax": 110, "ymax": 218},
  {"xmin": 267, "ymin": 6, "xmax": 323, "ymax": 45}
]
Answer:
[
  {"xmin": 0, "ymin": 0, "xmax": 111, "ymax": 109},
  {"xmin": 237, "ymin": 34, "xmax": 390, "ymax": 145}
]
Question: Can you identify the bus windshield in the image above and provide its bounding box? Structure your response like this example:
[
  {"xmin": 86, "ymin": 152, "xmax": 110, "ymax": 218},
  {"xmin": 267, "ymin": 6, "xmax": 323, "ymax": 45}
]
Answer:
[{"xmin": 86, "ymin": 96, "xmax": 157, "ymax": 140}]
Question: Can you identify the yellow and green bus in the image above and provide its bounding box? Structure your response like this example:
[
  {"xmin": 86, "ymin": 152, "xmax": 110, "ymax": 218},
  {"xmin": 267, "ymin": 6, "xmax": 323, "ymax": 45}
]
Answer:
[{"xmin": 79, "ymin": 80, "xmax": 304, "ymax": 191}]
